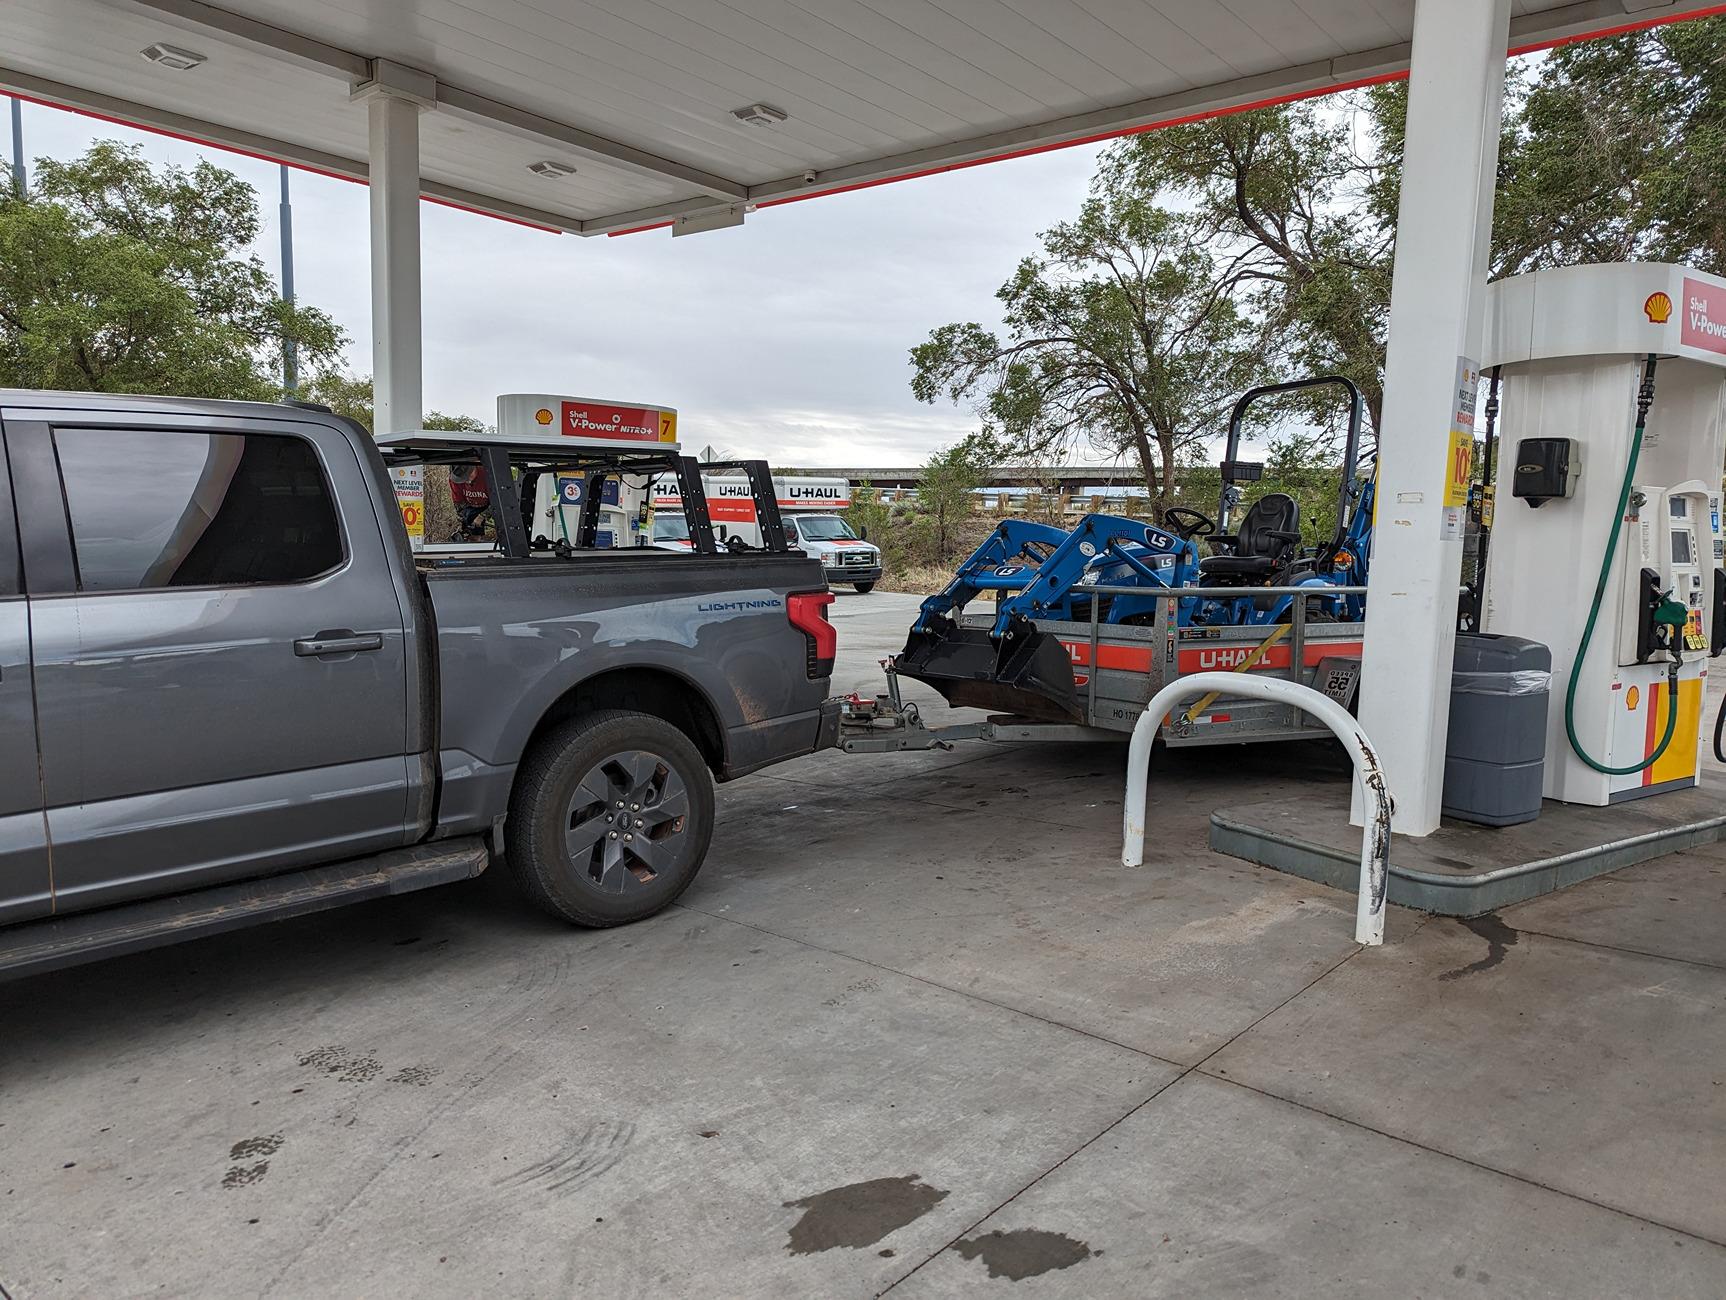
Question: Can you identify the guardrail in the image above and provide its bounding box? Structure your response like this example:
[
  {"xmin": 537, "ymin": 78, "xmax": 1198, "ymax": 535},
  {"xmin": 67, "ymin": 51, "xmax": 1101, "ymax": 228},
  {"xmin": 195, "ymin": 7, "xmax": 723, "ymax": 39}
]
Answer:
[{"xmin": 1121, "ymin": 671, "xmax": 1393, "ymax": 946}]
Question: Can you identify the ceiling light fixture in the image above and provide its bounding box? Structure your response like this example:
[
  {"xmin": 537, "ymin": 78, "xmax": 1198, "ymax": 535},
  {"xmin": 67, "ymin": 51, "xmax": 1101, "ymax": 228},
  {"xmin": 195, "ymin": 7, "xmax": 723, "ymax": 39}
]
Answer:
[
  {"xmin": 730, "ymin": 103, "xmax": 788, "ymax": 127},
  {"xmin": 139, "ymin": 42, "xmax": 207, "ymax": 71},
  {"xmin": 527, "ymin": 160, "xmax": 578, "ymax": 179}
]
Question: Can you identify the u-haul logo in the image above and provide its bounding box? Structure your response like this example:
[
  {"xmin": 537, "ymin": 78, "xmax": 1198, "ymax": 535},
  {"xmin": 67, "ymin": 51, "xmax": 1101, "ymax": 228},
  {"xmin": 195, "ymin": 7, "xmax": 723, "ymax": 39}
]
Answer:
[{"xmin": 1189, "ymin": 646, "xmax": 1259, "ymax": 670}]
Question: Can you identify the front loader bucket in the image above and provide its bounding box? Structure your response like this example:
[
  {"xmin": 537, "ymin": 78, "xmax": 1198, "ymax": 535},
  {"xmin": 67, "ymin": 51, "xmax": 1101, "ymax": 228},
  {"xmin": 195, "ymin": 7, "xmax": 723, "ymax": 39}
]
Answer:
[{"xmin": 896, "ymin": 617, "xmax": 1081, "ymax": 723}]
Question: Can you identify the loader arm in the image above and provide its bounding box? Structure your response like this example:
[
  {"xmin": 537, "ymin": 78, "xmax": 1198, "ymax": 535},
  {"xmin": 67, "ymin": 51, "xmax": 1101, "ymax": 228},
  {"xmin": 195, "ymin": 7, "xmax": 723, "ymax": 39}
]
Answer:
[
  {"xmin": 912, "ymin": 519, "xmax": 1071, "ymax": 632},
  {"xmin": 989, "ymin": 514, "xmax": 1197, "ymax": 639}
]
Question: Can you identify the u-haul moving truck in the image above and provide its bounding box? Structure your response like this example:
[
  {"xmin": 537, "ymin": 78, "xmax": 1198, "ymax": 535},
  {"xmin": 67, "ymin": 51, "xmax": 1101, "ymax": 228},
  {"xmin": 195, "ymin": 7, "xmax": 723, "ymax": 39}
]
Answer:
[{"xmin": 652, "ymin": 475, "xmax": 882, "ymax": 592}]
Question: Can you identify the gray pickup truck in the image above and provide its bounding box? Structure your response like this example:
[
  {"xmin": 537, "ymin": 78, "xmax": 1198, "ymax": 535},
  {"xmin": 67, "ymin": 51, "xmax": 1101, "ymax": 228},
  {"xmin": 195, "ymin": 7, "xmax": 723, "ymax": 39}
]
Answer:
[{"xmin": 0, "ymin": 391, "xmax": 840, "ymax": 978}]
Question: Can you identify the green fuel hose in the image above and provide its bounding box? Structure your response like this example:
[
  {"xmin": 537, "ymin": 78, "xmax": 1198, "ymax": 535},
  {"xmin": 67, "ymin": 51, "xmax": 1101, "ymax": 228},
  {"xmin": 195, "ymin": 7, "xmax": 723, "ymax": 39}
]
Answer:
[{"xmin": 1564, "ymin": 354, "xmax": 1681, "ymax": 776}]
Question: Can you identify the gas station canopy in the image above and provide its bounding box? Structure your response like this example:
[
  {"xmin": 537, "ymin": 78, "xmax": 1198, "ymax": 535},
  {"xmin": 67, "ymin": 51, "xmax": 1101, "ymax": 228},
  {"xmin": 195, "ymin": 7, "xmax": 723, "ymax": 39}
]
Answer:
[{"xmin": 4, "ymin": 0, "xmax": 1721, "ymax": 237}]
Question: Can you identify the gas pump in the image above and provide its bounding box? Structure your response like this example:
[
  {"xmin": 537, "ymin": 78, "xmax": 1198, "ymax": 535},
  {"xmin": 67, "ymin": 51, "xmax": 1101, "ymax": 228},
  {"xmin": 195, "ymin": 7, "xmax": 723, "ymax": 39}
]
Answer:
[
  {"xmin": 1481, "ymin": 263, "xmax": 1726, "ymax": 805},
  {"xmin": 530, "ymin": 471, "xmax": 653, "ymax": 549}
]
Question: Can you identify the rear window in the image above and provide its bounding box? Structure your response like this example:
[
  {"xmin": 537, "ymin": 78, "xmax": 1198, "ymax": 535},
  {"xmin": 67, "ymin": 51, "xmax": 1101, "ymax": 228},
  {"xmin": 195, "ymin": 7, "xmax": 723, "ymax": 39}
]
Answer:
[{"xmin": 54, "ymin": 428, "xmax": 344, "ymax": 592}]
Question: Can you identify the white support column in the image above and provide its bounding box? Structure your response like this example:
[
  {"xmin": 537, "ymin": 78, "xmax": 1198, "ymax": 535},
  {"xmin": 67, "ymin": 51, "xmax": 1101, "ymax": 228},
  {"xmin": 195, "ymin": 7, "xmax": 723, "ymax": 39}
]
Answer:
[
  {"xmin": 1355, "ymin": 0, "xmax": 1510, "ymax": 835},
  {"xmin": 352, "ymin": 65, "xmax": 432, "ymax": 436}
]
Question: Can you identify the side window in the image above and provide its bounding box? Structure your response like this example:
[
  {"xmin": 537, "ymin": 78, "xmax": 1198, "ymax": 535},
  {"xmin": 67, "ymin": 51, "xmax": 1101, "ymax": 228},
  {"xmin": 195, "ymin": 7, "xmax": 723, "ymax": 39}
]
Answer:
[
  {"xmin": 783, "ymin": 519, "xmax": 799, "ymax": 542},
  {"xmin": 53, "ymin": 428, "xmax": 344, "ymax": 593}
]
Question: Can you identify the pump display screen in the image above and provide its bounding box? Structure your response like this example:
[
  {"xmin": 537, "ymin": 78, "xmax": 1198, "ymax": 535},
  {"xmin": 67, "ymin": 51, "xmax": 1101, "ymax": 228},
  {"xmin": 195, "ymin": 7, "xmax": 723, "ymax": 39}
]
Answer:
[
  {"xmin": 1672, "ymin": 529, "xmax": 1693, "ymax": 565},
  {"xmin": 1670, "ymin": 497, "xmax": 1688, "ymax": 518}
]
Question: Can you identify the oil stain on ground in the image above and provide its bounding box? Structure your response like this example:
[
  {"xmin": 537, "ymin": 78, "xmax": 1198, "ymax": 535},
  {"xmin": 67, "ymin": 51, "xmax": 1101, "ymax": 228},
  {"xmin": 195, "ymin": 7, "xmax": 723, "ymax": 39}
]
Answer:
[
  {"xmin": 953, "ymin": 1228, "xmax": 1094, "ymax": 1281},
  {"xmin": 782, "ymin": 1175, "xmax": 949, "ymax": 1254},
  {"xmin": 1439, "ymin": 913, "xmax": 1520, "ymax": 981}
]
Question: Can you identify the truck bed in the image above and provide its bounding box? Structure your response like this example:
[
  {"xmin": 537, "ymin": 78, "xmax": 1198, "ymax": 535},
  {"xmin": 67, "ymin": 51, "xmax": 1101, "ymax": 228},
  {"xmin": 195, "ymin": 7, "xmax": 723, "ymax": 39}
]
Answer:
[{"xmin": 420, "ymin": 547, "xmax": 836, "ymax": 836}]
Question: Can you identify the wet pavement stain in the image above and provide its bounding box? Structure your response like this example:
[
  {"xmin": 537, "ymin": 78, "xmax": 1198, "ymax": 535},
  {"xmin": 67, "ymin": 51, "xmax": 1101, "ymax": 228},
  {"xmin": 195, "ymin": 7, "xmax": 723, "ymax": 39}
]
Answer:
[
  {"xmin": 1439, "ymin": 914, "xmax": 1520, "ymax": 981},
  {"xmin": 782, "ymin": 1175, "xmax": 949, "ymax": 1254},
  {"xmin": 953, "ymin": 1228, "xmax": 1094, "ymax": 1281}
]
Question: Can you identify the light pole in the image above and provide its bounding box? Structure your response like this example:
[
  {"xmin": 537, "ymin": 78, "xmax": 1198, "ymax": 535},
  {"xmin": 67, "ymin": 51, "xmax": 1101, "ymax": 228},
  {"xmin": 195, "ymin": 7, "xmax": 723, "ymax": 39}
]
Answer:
[
  {"xmin": 9, "ymin": 96, "xmax": 24, "ymax": 193},
  {"xmin": 279, "ymin": 163, "xmax": 298, "ymax": 393}
]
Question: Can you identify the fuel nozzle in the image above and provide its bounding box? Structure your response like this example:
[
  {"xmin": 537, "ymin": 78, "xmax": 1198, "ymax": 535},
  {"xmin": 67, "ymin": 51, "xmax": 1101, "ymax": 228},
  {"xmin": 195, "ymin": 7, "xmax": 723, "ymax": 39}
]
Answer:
[{"xmin": 1654, "ymin": 592, "xmax": 1690, "ymax": 664}]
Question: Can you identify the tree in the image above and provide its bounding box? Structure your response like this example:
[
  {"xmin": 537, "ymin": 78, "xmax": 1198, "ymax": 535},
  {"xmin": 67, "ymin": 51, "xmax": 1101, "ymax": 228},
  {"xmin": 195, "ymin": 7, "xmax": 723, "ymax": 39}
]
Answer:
[
  {"xmin": 301, "ymin": 369, "xmax": 483, "ymax": 437},
  {"xmin": 0, "ymin": 142, "xmax": 342, "ymax": 396},
  {"xmin": 1101, "ymin": 100, "xmax": 1396, "ymax": 440},
  {"xmin": 910, "ymin": 195, "xmax": 1259, "ymax": 513},
  {"xmin": 916, "ymin": 434, "xmax": 992, "ymax": 562},
  {"xmin": 1097, "ymin": 13, "xmax": 1726, "ymax": 450},
  {"xmin": 1492, "ymin": 19, "xmax": 1726, "ymax": 274}
]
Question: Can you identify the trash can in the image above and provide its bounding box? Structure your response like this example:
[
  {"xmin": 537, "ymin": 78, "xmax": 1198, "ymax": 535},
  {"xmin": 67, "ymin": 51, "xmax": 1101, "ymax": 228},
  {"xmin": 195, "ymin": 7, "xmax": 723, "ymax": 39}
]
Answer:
[{"xmin": 1443, "ymin": 633, "xmax": 1551, "ymax": 827}]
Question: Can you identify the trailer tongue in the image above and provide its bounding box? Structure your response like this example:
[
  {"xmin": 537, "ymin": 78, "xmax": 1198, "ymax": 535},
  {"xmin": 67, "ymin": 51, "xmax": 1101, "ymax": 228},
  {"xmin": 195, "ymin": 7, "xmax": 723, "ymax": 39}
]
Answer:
[{"xmin": 897, "ymin": 612, "xmax": 1082, "ymax": 722}]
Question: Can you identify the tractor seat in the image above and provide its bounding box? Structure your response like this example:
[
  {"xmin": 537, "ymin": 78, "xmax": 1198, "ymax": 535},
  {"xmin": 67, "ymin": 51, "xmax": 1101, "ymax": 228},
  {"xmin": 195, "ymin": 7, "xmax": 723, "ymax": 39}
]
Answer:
[{"xmin": 1199, "ymin": 493, "xmax": 1302, "ymax": 580}]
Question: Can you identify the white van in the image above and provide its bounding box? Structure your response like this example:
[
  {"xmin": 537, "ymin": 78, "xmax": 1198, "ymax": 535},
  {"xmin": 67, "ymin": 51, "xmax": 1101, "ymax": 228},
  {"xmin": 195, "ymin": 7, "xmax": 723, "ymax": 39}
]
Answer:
[{"xmin": 779, "ymin": 513, "xmax": 881, "ymax": 593}]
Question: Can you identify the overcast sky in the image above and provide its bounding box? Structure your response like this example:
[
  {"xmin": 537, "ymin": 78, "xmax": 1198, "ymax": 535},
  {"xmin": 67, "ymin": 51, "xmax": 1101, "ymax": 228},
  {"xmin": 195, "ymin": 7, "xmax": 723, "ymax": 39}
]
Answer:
[{"xmin": 18, "ymin": 99, "xmax": 1107, "ymax": 469}]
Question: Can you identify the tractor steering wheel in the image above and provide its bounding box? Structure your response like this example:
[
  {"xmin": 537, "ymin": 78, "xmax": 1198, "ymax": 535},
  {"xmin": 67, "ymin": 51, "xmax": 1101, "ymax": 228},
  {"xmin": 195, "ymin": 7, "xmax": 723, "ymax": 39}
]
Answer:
[{"xmin": 1162, "ymin": 506, "xmax": 1217, "ymax": 540}]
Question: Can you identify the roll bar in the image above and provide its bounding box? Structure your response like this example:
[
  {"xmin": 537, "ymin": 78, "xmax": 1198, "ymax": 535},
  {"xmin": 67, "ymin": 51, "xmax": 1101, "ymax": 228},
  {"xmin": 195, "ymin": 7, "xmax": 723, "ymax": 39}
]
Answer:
[{"xmin": 1216, "ymin": 375, "xmax": 1366, "ymax": 539}]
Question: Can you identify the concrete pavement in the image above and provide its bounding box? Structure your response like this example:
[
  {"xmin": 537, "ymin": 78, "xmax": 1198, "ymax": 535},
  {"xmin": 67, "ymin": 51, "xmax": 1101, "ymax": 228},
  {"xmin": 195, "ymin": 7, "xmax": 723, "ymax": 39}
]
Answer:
[{"xmin": 1, "ymin": 592, "xmax": 1721, "ymax": 1297}]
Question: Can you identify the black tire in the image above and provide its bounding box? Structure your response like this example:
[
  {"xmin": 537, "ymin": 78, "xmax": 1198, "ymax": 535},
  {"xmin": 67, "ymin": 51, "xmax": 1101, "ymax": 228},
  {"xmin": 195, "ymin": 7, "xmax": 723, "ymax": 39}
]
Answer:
[
  {"xmin": 853, "ymin": 581, "xmax": 875, "ymax": 594},
  {"xmin": 505, "ymin": 710, "xmax": 715, "ymax": 927}
]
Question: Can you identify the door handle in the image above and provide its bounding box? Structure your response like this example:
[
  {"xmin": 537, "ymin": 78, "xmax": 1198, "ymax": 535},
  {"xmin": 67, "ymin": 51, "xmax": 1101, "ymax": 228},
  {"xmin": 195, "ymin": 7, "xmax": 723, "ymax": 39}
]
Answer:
[{"xmin": 294, "ymin": 631, "xmax": 384, "ymax": 657}]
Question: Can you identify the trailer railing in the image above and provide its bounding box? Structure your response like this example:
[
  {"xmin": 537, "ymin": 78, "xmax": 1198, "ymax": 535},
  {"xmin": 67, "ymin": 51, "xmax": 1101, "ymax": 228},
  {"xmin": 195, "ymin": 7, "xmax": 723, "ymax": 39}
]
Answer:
[
  {"xmin": 1069, "ymin": 583, "xmax": 1370, "ymax": 727},
  {"xmin": 1121, "ymin": 671, "xmax": 1393, "ymax": 946}
]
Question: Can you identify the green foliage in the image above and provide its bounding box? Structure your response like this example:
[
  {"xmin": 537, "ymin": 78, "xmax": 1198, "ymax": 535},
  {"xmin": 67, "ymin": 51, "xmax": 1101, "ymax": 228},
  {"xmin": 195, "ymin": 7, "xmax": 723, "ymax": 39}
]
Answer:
[
  {"xmin": 1494, "ymin": 20, "xmax": 1726, "ymax": 274},
  {"xmin": 0, "ymin": 142, "xmax": 343, "ymax": 396},
  {"xmin": 916, "ymin": 433, "xmax": 994, "ymax": 561},
  {"xmin": 1102, "ymin": 100, "xmax": 1395, "ymax": 440},
  {"xmin": 844, "ymin": 483, "xmax": 892, "ymax": 548},
  {"xmin": 302, "ymin": 370, "xmax": 374, "ymax": 427},
  {"xmin": 909, "ymin": 193, "xmax": 1260, "ymax": 511},
  {"xmin": 301, "ymin": 369, "xmax": 484, "ymax": 436}
]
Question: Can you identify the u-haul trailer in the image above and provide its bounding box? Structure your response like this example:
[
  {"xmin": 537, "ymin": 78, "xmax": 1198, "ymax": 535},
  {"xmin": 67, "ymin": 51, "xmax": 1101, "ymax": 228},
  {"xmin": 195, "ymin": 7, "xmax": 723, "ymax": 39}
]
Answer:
[{"xmin": 841, "ymin": 584, "xmax": 1367, "ymax": 751}]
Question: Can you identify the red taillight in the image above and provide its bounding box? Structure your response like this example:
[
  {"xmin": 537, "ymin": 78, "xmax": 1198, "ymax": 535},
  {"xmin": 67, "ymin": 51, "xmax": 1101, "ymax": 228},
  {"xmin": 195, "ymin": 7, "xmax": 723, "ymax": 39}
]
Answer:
[{"xmin": 788, "ymin": 590, "xmax": 837, "ymax": 678}]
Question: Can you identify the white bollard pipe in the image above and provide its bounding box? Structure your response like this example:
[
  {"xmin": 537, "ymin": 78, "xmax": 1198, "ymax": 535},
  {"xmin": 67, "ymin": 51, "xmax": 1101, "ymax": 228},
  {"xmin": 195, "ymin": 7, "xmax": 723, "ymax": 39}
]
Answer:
[{"xmin": 1122, "ymin": 671, "xmax": 1394, "ymax": 946}]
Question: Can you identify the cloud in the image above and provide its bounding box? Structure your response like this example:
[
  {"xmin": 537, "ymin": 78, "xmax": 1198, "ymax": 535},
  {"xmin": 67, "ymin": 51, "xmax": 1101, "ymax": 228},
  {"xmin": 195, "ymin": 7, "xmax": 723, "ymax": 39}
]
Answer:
[{"xmin": 17, "ymin": 98, "xmax": 1103, "ymax": 466}]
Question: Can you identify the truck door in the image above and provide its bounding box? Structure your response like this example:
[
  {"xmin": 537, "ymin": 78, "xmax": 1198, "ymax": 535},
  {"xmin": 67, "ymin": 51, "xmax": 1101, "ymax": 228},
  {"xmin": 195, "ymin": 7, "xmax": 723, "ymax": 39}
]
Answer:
[
  {"xmin": 0, "ymin": 426, "xmax": 51, "ymax": 923},
  {"xmin": 11, "ymin": 412, "xmax": 413, "ymax": 915}
]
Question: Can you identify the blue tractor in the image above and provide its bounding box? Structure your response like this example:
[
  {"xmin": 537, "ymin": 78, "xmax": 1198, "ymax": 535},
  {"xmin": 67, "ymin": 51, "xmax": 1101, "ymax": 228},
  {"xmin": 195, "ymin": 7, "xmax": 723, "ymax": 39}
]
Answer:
[{"xmin": 897, "ymin": 376, "xmax": 1373, "ymax": 721}]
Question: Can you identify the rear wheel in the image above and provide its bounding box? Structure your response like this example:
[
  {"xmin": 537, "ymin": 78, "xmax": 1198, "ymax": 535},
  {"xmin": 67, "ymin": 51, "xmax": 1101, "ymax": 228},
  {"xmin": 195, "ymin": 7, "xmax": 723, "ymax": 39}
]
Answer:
[
  {"xmin": 506, "ymin": 710, "xmax": 715, "ymax": 927},
  {"xmin": 853, "ymin": 581, "xmax": 876, "ymax": 594}
]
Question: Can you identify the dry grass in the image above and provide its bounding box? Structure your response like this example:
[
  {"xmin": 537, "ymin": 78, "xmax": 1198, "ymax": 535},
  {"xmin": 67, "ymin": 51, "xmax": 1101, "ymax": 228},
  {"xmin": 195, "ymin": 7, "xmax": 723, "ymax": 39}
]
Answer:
[{"xmin": 878, "ymin": 562, "xmax": 962, "ymax": 596}]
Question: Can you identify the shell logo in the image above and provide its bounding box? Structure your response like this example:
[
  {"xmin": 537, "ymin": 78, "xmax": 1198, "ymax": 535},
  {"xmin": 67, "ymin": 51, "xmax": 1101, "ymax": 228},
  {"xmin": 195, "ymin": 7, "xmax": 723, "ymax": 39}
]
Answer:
[
  {"xmin": 1643, "ymin": 291, "xmax": 1673, "ymax": 324},
  {"xmin": 534, "ymin": 407, "xmax": 554, "ymax": 425},
  {"xmin": 1626, "ymin": 684, "xmax": 1640, "ymax": 710}
]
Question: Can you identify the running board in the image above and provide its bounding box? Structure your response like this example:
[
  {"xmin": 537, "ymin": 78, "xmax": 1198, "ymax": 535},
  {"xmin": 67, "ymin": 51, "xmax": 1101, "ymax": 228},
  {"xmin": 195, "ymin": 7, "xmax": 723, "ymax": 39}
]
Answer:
[{"xmin": 0, "ymin": 838, "xmax": 489, "ymax": 981}]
